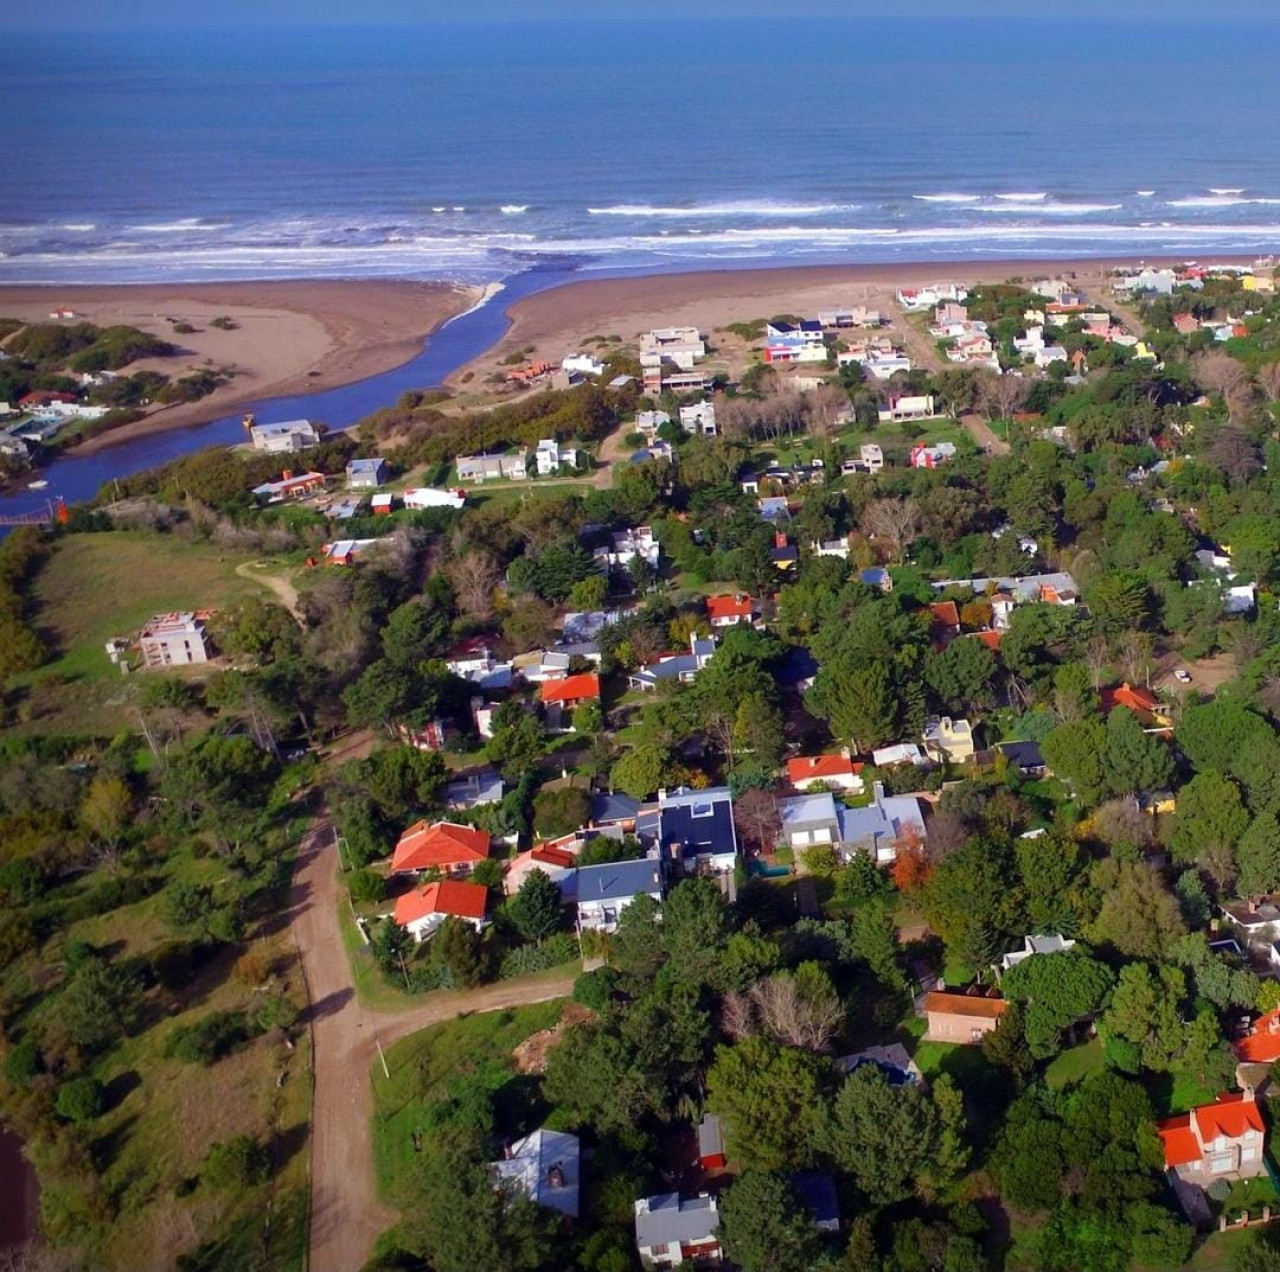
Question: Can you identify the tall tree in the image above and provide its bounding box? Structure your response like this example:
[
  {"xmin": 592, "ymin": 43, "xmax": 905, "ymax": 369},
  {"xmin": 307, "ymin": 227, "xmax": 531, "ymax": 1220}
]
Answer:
[{"xmin": 718, "ymin": 1172, "xmax": 821, "ymax": 1272}]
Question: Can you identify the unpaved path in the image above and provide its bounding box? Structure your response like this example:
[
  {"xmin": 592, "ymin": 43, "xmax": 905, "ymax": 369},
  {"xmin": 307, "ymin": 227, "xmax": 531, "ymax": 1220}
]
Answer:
[
  {"xmin": 289, "ymin": 817, "xmax": 574, "ymax": 1272},
  {"xmin": 235, "ymin": 560, "xmax": 302, "ymax": 618},
  {"xmin": 959, "ymin": 411, "xmax": 1011, "ymax": 456}
]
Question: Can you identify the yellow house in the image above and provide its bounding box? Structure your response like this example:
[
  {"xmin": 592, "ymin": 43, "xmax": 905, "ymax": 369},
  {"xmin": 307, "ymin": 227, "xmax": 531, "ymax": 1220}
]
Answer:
[
  {"xmin": 1142, "ymin": 790, "xmax": 1177, "ymax": 816},
  {"xmin": 1132, "ymin": 341, "xmax": 1158, "ymax": 361},
  {"xmin": 1243, "ymin": 275, "xmax": 1276, "ymax": 293},
  {"xmin": 923, "ymin": 716, "xmax": 976, "ymax": 764}
]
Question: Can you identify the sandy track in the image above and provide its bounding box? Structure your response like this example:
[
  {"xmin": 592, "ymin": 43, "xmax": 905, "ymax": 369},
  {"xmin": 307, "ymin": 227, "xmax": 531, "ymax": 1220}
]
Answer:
[{"xmin": 288, "ymin": 817, "xmax": 575, "ymax": 1272}]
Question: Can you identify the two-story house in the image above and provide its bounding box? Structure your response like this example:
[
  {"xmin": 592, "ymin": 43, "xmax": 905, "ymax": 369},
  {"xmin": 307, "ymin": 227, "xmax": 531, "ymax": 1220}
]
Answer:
[
  {"xmin": 657, "ymin": 786, "xmax": 738, "ymax": 874},
  {"xmin": 1158, "ymin": 1093, "xmax": 1267, "ymax": 1191},
  {"xmin": 634, "ymin": 1193, "xmax": 721, "ymax": 1270},
  {"xmin": 576, "ymin": 857, "xmax": 664, "ymax": 933}
]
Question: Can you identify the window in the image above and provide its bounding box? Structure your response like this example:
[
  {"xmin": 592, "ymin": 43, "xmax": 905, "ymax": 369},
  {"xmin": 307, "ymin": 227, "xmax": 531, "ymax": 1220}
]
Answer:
[
  {"xmin": 970, "ymin": 1029, "xmax": 984, "ymax": 1044},
  {"xmin": 1208, "ymin": 1149, "xmax": 1238, "ymax": 1175},
  {"xmin": 650, "ymin": 1244, "xmax": 669, "ymax": 1258},
  {"xmin": 692, "ymin": 802, "xmax": 713, "ymax": 818}
]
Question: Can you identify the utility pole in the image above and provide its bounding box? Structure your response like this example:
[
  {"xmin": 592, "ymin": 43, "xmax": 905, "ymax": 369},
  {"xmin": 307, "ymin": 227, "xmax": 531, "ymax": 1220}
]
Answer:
[{"xmin": 374, "ymin": 1031, "xmax": 389, "ymax": 1080}]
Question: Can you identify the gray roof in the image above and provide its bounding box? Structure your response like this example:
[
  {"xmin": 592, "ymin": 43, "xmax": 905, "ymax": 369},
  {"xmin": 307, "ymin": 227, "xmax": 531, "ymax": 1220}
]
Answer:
[
  {"xmin": 697, "ymin": 1115, "xmax": 724, "ymax": 1160},
  {"xmin": 577, "ymin": 857, "xmax": 663, "ymax": 904},
  {"xmin": 591, "ymin": 792, "xmax": 641, "ymax": 825},
  {"xmin": 635, "ymin": 1193, "xmax": 719, "ymax": 1248},
  {"xmin": 492, "ymin": 1128, "xmax": 580, "ymax": 1218},
  {"xmin": 838, "ymin": 795, "xmax": 925, "ymax": 848},
  {"xmin": 780, "ymin": 792, "xmax": 839, "ymax": 830},
  {"xmin": 346, "ymin": 457, "xmax": 385, "ymax": 474}
]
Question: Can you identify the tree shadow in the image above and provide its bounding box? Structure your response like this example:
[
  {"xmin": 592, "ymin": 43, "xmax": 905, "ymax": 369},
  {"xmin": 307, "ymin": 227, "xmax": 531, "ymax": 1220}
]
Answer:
[
  {"xmin": 91, "ymin": 1112, "xmax": 140, "ymax": 1173},
  {"xmin": 103, "ymin": 1068, "xmax": 142, "ymax": 1114},
  {"xmin": 303, "ymin": 987, "xmax": 353, "ymax": 1024},
  {"xmin": 272, "ymin": 1121, "xmax": 310, "ymax": 1172}
]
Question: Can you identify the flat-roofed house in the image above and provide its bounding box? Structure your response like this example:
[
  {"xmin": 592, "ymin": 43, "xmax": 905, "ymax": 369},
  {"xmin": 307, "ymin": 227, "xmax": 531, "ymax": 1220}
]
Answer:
[
  {"xmin": 657, "ymin": 786, "xmax": 738, "ymax": 874},
  {"xmin": 138, "ymin": 611, "xmax": 211, "ymax": 668},
  {"xmin": 250, "ymin": 419, "xmax": 320, "ymax": 452}
]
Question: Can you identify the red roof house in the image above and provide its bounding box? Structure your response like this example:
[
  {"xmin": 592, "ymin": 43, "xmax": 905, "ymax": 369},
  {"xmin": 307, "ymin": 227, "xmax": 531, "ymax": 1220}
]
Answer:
[
  {"xmin": 706, "ymin": 594, "xmax": 755, "ymax": 627},
  {"xmin": 391, "ymin": 820, "xmax": 491, "ymax": 874},
  {"xmin": 540, "ymin": 673, "xmax": 601, "ymax": 706},
  {"xmin": 1101, "ymin": 682, "xmax": 1162, "ymax": 716},
  {"xmin": 1157, "ymin": 1092, "xmax": 1266, "ymax": 1182},
  {"xmin": 1235, "ymin": 1008, "xmax": 1280, "ymax": 1064},
  {"xmin": 18, "ymin": 391, "xmax": 77, "ymax": 408},
  {"xmin": 394, "ymin": 879, "xmax": 489, "ymax": 939},
  {"xmin": 786, "ymin": 752, "xmax": 864, "ymax": 792}
]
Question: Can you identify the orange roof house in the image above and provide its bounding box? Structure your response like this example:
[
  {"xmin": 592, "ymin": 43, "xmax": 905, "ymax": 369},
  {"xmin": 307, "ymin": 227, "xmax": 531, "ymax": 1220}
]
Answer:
[
  {"xmin": 706, "ymin": 594, "xmax": 755, "ymax": 627},
  {"xmin": 786, "ymin": 752, "xmax": 865, "ymax": 792},
  {"xmin": 923, "ymin": 991, "xmax": 1009, "ymax": 1043},
  {"xmin": 968, "ymin": 629, "xmax": 1002, "ymax": 652},
  {"xmin": 540, "ymin": 673, "xmax": 601, "ymax": 706},
  {"xmin": 391, "ymin": 820, "xmax": 491, "ymax": 873},
  {"xmin": 1102, "ymin": 681, "xmax": 1160, "ymax": 714},
  {"xmin": 1157, "ymin": 1093, "xmax": 1267, "ymax": 1183},
  {"xmin": 929, "ymin": 600, "xmax": 961, "ymax": 630},
  {"xmin": 394, "ymin": 879, "xmax": 489, "ymax": 939},
  {"xmin": 1235, "ymin": 1008, "xmax": 1280, "ymax": 1064}
]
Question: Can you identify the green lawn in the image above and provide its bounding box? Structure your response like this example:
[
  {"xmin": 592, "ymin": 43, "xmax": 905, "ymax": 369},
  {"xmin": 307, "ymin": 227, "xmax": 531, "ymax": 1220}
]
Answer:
[
  {"xmin": 1044, "ymin": 1038, "xmax": 1105, "ymax": 1091},
  {"xmin": 371, "ymin": 1003, "xmax": 565, "ymax": 1213}
]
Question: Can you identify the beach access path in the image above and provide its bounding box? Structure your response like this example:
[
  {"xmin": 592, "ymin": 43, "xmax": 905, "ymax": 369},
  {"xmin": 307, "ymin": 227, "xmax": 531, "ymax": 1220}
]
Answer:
[{"xmin": 288, "ymin": 813, "xmax": 575, "ymax": 1272}]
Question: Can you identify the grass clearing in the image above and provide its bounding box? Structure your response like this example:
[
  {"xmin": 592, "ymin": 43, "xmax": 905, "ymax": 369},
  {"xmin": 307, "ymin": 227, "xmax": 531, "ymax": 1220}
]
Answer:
[
  {"xmin": 371, "ymin": 1003, "xmax": 565, "ymax": 1213},
  {"xmin": 1044, "ymin": 1037, "xmax": 1105, "ymax": 1091}
]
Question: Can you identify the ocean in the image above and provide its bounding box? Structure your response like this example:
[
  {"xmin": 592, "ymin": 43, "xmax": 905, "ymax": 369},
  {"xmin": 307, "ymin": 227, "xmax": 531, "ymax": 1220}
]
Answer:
[{"xmin": 3, "ymin": 16, "xmax": 1280, "ymax": 283}]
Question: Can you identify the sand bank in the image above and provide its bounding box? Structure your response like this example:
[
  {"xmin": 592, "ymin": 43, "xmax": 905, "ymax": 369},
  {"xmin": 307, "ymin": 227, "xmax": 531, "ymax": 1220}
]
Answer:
[{"xmin": 0, "ymin": 280, "xmax": 478, "ymax": 453}]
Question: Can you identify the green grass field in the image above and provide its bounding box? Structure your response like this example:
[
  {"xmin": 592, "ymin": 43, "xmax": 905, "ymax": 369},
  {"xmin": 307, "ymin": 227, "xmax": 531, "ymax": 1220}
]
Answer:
[{"xmin": 1044, "ymin": 1037, "xmax": 1105, "ymax": 1091}]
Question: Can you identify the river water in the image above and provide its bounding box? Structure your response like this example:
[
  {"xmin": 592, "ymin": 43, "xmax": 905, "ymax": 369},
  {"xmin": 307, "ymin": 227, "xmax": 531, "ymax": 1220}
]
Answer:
[
  {"xmin": 0, "ymin": 1126, "xmax": 38, "ymax": 1251},
  {"xmin": 0, "ymin": 262, "xmax": 580, "ymax": 521}
]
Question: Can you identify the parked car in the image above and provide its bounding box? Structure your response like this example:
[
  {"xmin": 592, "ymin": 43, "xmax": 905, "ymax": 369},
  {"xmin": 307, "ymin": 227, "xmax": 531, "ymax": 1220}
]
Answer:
[{"xmin": 1174, "ymin": 669, "xmax": 1192, "ymax": 683}]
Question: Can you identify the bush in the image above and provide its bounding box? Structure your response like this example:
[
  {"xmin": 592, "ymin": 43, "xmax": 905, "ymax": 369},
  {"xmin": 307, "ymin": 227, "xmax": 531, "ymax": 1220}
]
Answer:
[
  {"xmin": 348, "ymin": 868, "xmax": 387, "ymax": 905},
  {"xmin": 572, "ymin": 966, "xmax": 617, "ymax": 1011},
  {"xmin": 55, "ymin": 1076, "xmax": 105, "ymax": 1123},
  {"xmin": 0, "ymin": 858, "xmax": 45, "ymax": 904},
  {"xmin": 164, "ymin": 1011, "xmax": 257, "ymax": 1065},
  {"xmin": 4, "ymin": 1036, "xmax": 43, "ymax": 1085},
  {"xmin": 203, "ymin": 1135, "xmax": 271, "ymax": 1189},
  {"xmin": 499, "ymin": 933, "xmax": 577, "ymax": 979}
]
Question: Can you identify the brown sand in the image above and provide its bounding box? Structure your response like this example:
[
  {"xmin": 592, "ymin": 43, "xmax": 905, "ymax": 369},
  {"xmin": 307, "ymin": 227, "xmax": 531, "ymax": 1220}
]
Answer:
[
  {"xmin": 451, "ymin": 253, "xmax": 1258, "ymax": 388},
  {"xmin": 0, "ymin": 280, "xmax": 479, "ymax": 452}
]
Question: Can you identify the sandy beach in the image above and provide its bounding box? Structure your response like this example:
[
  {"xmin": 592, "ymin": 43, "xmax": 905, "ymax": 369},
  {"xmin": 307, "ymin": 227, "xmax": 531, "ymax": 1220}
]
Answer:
[
  {"xmin": 450, "ymin": 254, "xmax": 1259, "ymax": 389},
  {"xmin": 0, "ymin": 280, "xmax": 479, "ymax": 453}
]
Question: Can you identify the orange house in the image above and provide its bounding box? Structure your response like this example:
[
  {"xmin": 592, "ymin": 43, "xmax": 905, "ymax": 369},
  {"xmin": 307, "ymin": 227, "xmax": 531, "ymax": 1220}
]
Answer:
[
  {"xmin": 540, "ymin": 673, "xmax": 601, "ymax": 707},
  {"xmin": 391, "ymin": 820, "xmax": 491, "ymax": 874}
]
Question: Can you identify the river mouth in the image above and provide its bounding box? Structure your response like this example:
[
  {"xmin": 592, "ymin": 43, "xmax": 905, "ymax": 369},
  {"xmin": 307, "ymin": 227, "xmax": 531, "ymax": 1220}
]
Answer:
[{"xmin": 0, "ymin": 1125, "xmax": 39, "ymax": 1251}]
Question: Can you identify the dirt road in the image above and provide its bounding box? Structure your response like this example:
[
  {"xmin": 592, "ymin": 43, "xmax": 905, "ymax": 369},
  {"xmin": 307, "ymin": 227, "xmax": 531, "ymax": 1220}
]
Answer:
[
  {"xmin": 288, "ymin": 818, "xmax": 575, "ymax": 1272},
  {"xmin": 959, "ymin": 412, "xmax": 1011, "ymax": 456}
]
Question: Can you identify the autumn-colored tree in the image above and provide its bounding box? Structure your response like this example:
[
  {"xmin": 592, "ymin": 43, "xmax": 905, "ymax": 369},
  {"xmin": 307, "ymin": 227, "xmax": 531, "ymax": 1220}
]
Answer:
[{"xmin": 892, "ymin": 839, "xmax": 933, "ymax": 894}]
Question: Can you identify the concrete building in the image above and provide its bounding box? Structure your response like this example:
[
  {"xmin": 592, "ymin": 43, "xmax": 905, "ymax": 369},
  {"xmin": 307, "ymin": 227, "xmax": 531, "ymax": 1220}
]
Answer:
[
  {"xmin": 249, "ymin": 419, "xmax": 320, "ymax": 452},
  {"xmin": 138, "ymin": 611, "xmax": 211, "ymax": 668}
]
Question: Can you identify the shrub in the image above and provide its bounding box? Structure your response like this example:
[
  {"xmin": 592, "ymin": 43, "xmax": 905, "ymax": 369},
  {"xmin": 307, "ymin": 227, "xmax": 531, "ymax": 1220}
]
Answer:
[
  {"xmin": 164, "ymin": 1011, "xmax": 257, "ymax": 1065},
  {"xmin": 203, "ymin": 1135, "xmax": 271, "ymax": 1189},
  {"xmin": 4, "ymin": 1036, "xmax": 43, "ymax": 1085},
  {"xmin": 572, "ymin": 966, "xmax": 618, "ymax": 1011},
  {"xmin": 55, "ymin": 1076, "xmax": 105, "ymax": 1123},
  {"xmin": 348, "ymin": 868, "xmax": 386, "ymax": 905},
  {"xmin": 500, "ymin": 933, "xmax": 577, "ymax": 979}
]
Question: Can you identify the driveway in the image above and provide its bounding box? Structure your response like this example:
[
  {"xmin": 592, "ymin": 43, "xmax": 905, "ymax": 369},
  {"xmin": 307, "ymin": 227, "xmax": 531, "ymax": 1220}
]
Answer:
[{"xmin": 289, "ymin": 817, "xmax": 575, "ymax": 1272}]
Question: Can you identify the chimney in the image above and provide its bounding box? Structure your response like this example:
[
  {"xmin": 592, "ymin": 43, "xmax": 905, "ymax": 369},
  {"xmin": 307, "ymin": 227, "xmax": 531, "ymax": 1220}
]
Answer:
[
  {"xmin": 548, "ymin": 1164, "xmax": 565, "ymax": 1189},
  {"xmin": 281, "ymin": 468, "xmax": 294, "ymax": 481},
  {"xmin": 774, "ymin": 531, "xmax": 787, "ymax": 549}
]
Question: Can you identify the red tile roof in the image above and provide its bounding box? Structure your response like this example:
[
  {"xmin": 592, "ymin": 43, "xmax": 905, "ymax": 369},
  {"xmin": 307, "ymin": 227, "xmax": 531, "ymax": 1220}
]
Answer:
[
  {"xmin": 1157, "ymin": 1115, "xmax": 1201, "ymax": 1168},
  {"xmin": 531, "ymin": 844, "xmax": 577, "ymax": 869},
  {"xmin": 540, "ymin": 672, "xmax": 601, "ymax": 704},
  {"xmin": 929, "ymin": 600, "xmax": 961, "ymax": 629},
  {"xmin": 923, "ymin": 991, "xmax": 1009, "ymax": 1020},
  {"xmin": 1195, "ymin": 1092, "xmax": 1265, "ymax": 1142},
  {"xmin": 391, "ymin": 820, "xmax": 490, "ymax": 872},
  {"xmin": 1235, "ymin": 1008, "xmax": 1280, "ymax": 1063},
  {"xmin": 786, "ymin": 753, "xmax": 860, "ymax": 784},
  {"xmin": 707, "ymin": 594, "xmax": 753, "ymax": 623},
  {"xmin": 394, "ymin": 879, "xmax": 488, "ymax": 926},
  {"xmin": 969, "ymin": 630, "xmax": 1001, "ymax": 651},
  {"xmin": 1102, "ymin": 682, "xmax": 1160, "ymax": 714}
]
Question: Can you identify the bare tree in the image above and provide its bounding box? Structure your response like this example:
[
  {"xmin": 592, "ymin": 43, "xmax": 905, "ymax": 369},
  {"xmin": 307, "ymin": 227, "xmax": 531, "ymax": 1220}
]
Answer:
[
  {"xmin": 1194, "ymin": 350, "xmax": 1254, "ymax": 422},
  {"xmin": 976, "ymin": 370, "xmax": 1029, "ymax": 421},
  {"xmin": 1257, "ymin": 675, "xmax": 1280, "ymax": 722},
  {"xmin": 733, "ymin": 788, "xmax": 781, "ymax": 854},
  {"xmin": 720, "ymin": 990, "xmax": 756, "ymax": 1042},
  {"xmin": 858, "ymin": 497, "xmax": 922, "ymax": 563},
  {"xmin": 1257, "ymin": 360, "xmax": 1280, "ymax": 403},
  {"xmin": 448, "ymin": 550, "xmax": 501, "ymax": 621},
  {"xmin": 804, "ymin": 383, "xmax": 847, "ymax": 442},
  {"xmin": 1092, "ymin": 798, "xmax": 1153, "ymax": 853},
  {"xmin": 749, "ymin": 972, "xmax": 844, "ymax": 1052},
  {"xmin": 1207, "ymin": 424, "xmax": 1261, "ymax": 486},
  {"xmin": 1083, "ymin": 632, "xmax": 1111, "ymax": 690},
  {"xmin": 1117, "ymin": 631, "xmax": 1154, "ymax": 686}
]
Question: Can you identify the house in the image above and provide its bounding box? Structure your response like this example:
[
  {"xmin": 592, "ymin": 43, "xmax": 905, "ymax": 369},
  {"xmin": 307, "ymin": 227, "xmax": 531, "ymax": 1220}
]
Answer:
[
  {"xmin": 1101, "ymin": 682, "xmax": 1169, "ymax": 726},
  {"xmin": 923, "ymin": 991, "xmax": 1009, "ymax": 1043},
  {"xmin": 758, "ymin": 496, "xmax": 791, "ymax": 523},
  {"xmin": 999, "ymin": 934, "xmax": 1077, "ymax": 972},
  {"xmin": 588, "ymin": 792, "xmax": 641, "ymax": 834},
  {"xmin": 390, "ymin": 820, "xmax": 491, "ymax": 875},
  {"xmin": 535, "ymin": 438, "xmax": 579, "ymax": 475},
  {"xmin": 872, "ymin": 742, "xmax": 926, "ymax": 768},
  {"xmin": 909, "ymin": 442, "xmax": 957, "ymax": 469},
  {"xmin": 1235, "ymin": 1007, "xmax": 1280, "ymax": 1065},
  {"xmin": 634, "ymin": 1193, "xmax": 720, "ymax": 1270},
  {"xmin": 370, "ymin": 493, "xmax": 394, "ymax": 516},
  {"xmin": 697, "ymin": 1114, "xmax": 726, "ymax": 1170},
  {"xmin": 836, "ymin": 785, "xmax": 927, "ymax": 865},
  {"xmin": 444, "ymin": 638, "xmax": 513, "ymax": 690},
  {"xmin": 540, "ymin": 672, "xmax": 601, "ymax": 708},
  {"xmin": 252, "ymin": 470, "xmax": 327, "ymax": 502},
  {"xmin": 898, "ymin": 283, "xmax": 968, "ymax": 311},
  {"xmin": 928, "ymin": 600, "xmax": 961, "ymax": 643},
  {"xmin": 393, "ymin": 879, "xmax": 489, "ymax": 941},
  {"xmin": 679, "ymin": 402, "xmax": 717, "ymax": 436},
  {"xmin": 403, "ymin": 487, "xmax": 467, "ymax": 511},
  {"xmin": 595, "ymin": 525, "xmax": 659, "ymax": 570},
  {"xmin": 444, "ymin": 770, "xmax": 505, "ymax": 811},
  {"xmin": 792, "ymin": 1172, "xmax": 840, "ymax": 1234},
  {"xmin": 504, "ymin": 841, "xmax": 580, "ymax": 900},
  {"xmin": 492, "ymin": 1128, "xmax": 581, "ymax": 1218},
  {"xmin": 507, "ymin": 360, "xmax": 555, "ymax": 384},
  {"xmin": 457, "ymin": 452, "xmax": 527, "ymax": 482},
  {"xmin": 786, "ymin": 751, "xmax": 864, "ymax": 793},
  {"xmin": 629, "ymin": 633, "xmax": 717, "ymax": 690},
  {"xmin": 1174, "ymin": 312, "xmax": 1201, "ymax": 335},
  {"xmin": 1033, "ymin": 345, "xmax": 1068, "ymax": 369},
  {"xmin": 878, "ymin": 394, "xmax": 936, "ymax": 424},
  {"xmin": 346, "ymin": 457, "xmax": 387, "ymax": 489},
  {"xmin": 863, "ymin": 350, "xmax": 913, "ymax": 380},
  {"xmin": 922, "ymin": 716, "xmax": 975, "ymax": 764},
  {"xmin": 996, "ymin": 739, "xmax": 1047, "ymax": 777},
  {"xmin": 860, "ymin": 566, "xmax": 892, "ymax": 591},
  {"xmin": 657, "ymin": 786, "xmax": 738, "ymax": 873},
  {"xmin": 322, "ymin": 538, "xmax": 381, "ymax": 566},
  {"xmin": 779, "ymin": 792, "xmax": 842, "ymax": 852},
  {"xmin": 563, "ymin": 353, "xmax": 606, "ymax": 378},
  {"xmin": 249, "ymin": 419, "xmax": 320, "ymax": 452},
  {"xmin": 859, "ymin": 443, "xmax": 884, "ymax": 473},
  {"xmin": 933, "ymin": 572, "xmax": 1079, "ymax": 618},
  {"xmin": 639, "ymin": 327, "xmax": 705, "ymax": 365},
  {"xmin": 706, "ymin": 593, "xmax": 754, "ymax": 628},
  {"xmin": 1158, "ymin": 1093, "xmax": 1267, "ymax": 1189},
  {"xmin": 837, "ymin": 1043, "xmax": 923, "ymax": 1087},
  {"xmin": 815, "ymin": 537, "xmax": 851, "ymax": 559},
  {"xmin": 1220, "ymin": 902, "xmax": 1280, "ymax": 952},
  {"xmin": 764, "ymin": 321, "xmax": 827, "ymax": 365},
  {"xmin": 635, "ymin": 410, "xmax": 671, "ymax": 438},
  {"xmin": 577, "ymin": 857, "xmax": 664, "ymax": 933},
  {"xmin": 138, "ymin": 611, "xmax": 211, "ymax": 668},
  {"xmin": 770, "ymin": 533, "xmax": 799, "ymax": 570}
]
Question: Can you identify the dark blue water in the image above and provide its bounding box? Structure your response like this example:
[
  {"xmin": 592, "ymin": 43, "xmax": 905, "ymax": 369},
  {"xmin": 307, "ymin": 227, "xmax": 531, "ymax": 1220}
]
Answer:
[
  {"xmin": 3, "ymin": 18, "xmax": 1280, "ymax": 282},
  {"xmin": 0, "ymin": 264, "xmax": 577, "ymax": 518}
]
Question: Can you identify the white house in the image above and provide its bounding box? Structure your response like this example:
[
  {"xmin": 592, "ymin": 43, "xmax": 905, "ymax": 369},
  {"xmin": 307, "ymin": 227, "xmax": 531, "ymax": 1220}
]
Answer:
[
  {"xmin": 492, "ymin": 1129, "xmax": 581, "ymax": 1218},
  {"xmin": 535, "ymin": 438, "xmax": 579, "ymax": 476},
  {"xmin": 393, "ymin": 879, "xmax": 489, "ymax": 941},
  {"xmin": 639, "ymin": 327, "xmax": 705, "ymax": 367},
  {"xmin": 878, "ymin": 394, "xmax": 936, "ymax": 424},
  {"xmin": 634, "ymin": 1194, "xmax": 721, "ymax": 1270},
  {"xmin": 249, "ymin": 419, "xmax": 320, "ymax": 453},
  {"xmin": 678, "ymin": 401, "xmax": 717, "ymax": 436},
  {"xmin": 403, "ymin": 487, "xmax": 467, "ymax": 510},
  {"xmin": 999, "ymin": 934, "xmax": 1077, "ymax": 972},
  {"xmin": 594, "ymin": 525, "xmax": 659, "ymax": 569},
  {"xmin": 562, "ymin": 353, "xmax": 606, "ymax": 378},
  {"xmin": 457, "ymin": 453, "xmax": 527, "ymax": 482}
]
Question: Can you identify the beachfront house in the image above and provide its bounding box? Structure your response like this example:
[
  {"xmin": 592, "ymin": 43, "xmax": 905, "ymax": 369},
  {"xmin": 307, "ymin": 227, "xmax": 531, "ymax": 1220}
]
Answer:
[
  {"xmin": 138, "ymin": 611, "xmax": 211, "ymax": 669},
  {"xmin": 249, "ymin": 419, "xmax": 320, "ymax": 452}
]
